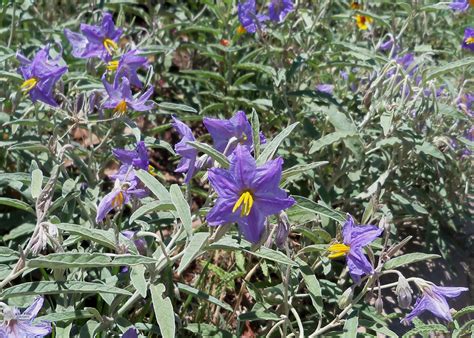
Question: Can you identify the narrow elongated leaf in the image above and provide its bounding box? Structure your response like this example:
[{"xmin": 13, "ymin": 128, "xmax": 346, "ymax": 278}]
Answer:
[
  {"xmin": 177, "ymin": 232, "xmax": 209, "ymax": 274},
  {"xmin": 186, "ymin": 141, "xmax": 229, "ymax": 168},
  {"xmin": 135, "ymin": 169, "xmax": 171, "ymax": 201},
  {"xmin": 342, "ymin": 310, "xmax": 359, "ymax": 338},
  {"xmin": 129, "ymin": 200, "xmax": 174, "ymax": 224},
  {"xmin": 257, "ymin": 122, "xmax": 299, "ymax": 165},
  {"xmin": 251, "ymin": 109, "xmax": 261, "ymax": 158},
  {"xmin": 131, "ymin": 265, "xmax": 148, "ymax": 298},
  {"xmin": 309, "ymin": 131, "xmax": 356, "ymax": 154},
  {"xmin": 30, "ymin": 169, "xmax": 43, "ymax": 199},
  {"xmin": 170, "ymin": 184, "xmax": 193, "ymax": 236},
  {"xmin": 402, "ymin": 324, "xmax": 448, "ymax": 338},
  {"xmin": 57, "ymin": 224, "xmax": 116, "ymax": 251},
  {"xmin": 281, "ymin": 162, "xmax": 328, "ymax": 182},
  {"xmin": 426, "ymin": 57, "xmax": 474, "ymax": 80},
  {"xmin": 384, "ymin": 253, "xmax": 440, "ymax": 270},
  {"xmin": 293, "ymin": 196, "xmax": 346, "ymax": 223},
  {"xmin": 27, "ymin": 253, "xmax": 157, "ymax": 268},
  {"xmin": 1, "ymin": 281, "xmax": 132, "ymax": 298},
  {"xmin": 0, "ymin": 197, "xmax": 34, "ymax": 214},
  {"xmin": 158, "ymin": 102, "xmax": 197, "ymax": 113},
  {"xmin": 36, "ymin": 310, "xmax": 95, "ymax": 322},
  {"xmin": 150, "ymin": 283, "xmax": 176, "ymax": 338},
  {"xmin": 177, "ymin": 282, "xmax": 233, "ymax": 312},
  {"xmin": 296, "ymin": 258, "xmax": 323, "ymax": 315}
]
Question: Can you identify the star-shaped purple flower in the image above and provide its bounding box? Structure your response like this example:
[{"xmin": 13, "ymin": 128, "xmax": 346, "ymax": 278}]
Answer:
[
  {"xmin": 111, "ymin": 141, "xmax": 151, "ymax": 181},
  {"xmin": 462, "ymin": 27, "xmax": 474, "ymax": 52},
  {"xmin": 328, "ymin": 215, "xmax": 383, "ymax": 283},
  {"xmin": 108, "ymin": 50, "xmax": 148, "ymax": 89},
  {"xmin": 449, "ymin": 0, "xmax": 470, "ymax": 12},
  {"xmin": 64, "ymin": 12, "xmax": 122, "ymax": 62},
  {"xmin": 402, "ymin": 282, "xmax": 468, "ymax": 324},
  {"xmin": 102, "ymin": 76, "xmax": 154, "ymax": 115},
  {"xmin": 171, "ymin": 117, "xmax": 199, "ymax": 183},
  {"xmin": 207, "ymin": 144, "xmax": 295, "ymax": 243},
  {"xmin": 96, "ymin": 177, "xmax": 148, "ymax": 223},
  {"xmin": 17, "ymin": 45, "xmax": 68, "ymax": 107},
  {"xmin": 203, "ymin": 111, "xmax": 257, "ymax": 155},
  {"xmin": 0, "ymin": 296, "xmax": 51, "ymax": 337},
  {"xmin": 238, "ymin": 0, "xmax": 268, "ymax": 34},
  {"xmin": 268, "ymin": 0, "xmax": 293, "ymax": 22}
]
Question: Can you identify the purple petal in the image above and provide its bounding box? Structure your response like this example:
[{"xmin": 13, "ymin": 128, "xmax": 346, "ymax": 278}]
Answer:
[
  {"xmin": 23, "ymin": 296, "xmax": 44, "ymax": 320},
  {"xmin": 119, "ymin": 77, "xmax": 133, "ymax": 101},
  {"xmin": 253, "ymin": 195, "xmax": 295, "ymax": 217},
  {"xmin": 251, "ymin": 157, "xmax": 283, "ymax": 193},
  {"xmin": 203, "ymin": 117, "xmax": 235, "ymax": 153},
  {"xmin": 346, "ymin": 248, "xmax": 374, "ymax": 281},
  {"xmin": 208, "ymin": 168, "xmax": 238, "ymax": 197},
  {"xmin": 206, "ymin": 198, "xmax": 240, "ymax": 226},
  {"xmin": 433, "ymin": 286, "xmax": 468, "ymax": 298},
  {"xmin": 402, "ymin": 296, "xmax": 430, "ymax": 324},
  {"xmin": 229, "ymin": 144, "xmax": 256, "ymax": 188},
  {"xmin": 96, "ymin": 188, "xmax": 129, "ymax": 223},
  {"xmin": 237, "ymin": 208, "xmax": 266, "ymax": 243},
  {"xmin": 122, "ymin": 327, "xmax": 139, "ymax": 338},
  {"xmin": 16, "ymin": 321, "xmax": 52, "ymax": 337}
]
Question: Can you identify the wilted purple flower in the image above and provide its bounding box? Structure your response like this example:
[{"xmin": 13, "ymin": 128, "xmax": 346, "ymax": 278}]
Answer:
[
  {"xmin": 17, "ymin": 45, "xmax": 68, "ymax": 107},
  {"xmin": 64, "ymin": 12, "xmax": 122, "ymax": 62},
  {"xmin": 402, "ymin": 282, "xmax": 468, "ymax": 324},
  {"xmin": 237, "ymin": 0, "xmax": 268, "ymax": 34},
  {"xmin": 102, "ymin": 76, "xmax": 154, "ymax": 115},
  {"xmin": 462, "ymin": 27, "xmax": 474, "ymax": 52},
  {"xmin": 122, "ymin": 230, "xmax": 147, "ymax": 255},
  {"xmin": 207, "ymin": 145, "xmax": 295, "ymax": 243},
  {"xmin": 108, "ymin": 50, "xmax": 148, "ymax": 88},
  {"xmin": 203, "ymin": 111, "xmax": 257, "ymax": 155},
  {"xmin": 172, "ymin": 117, "xmax": 199, "ymax": 183},
  {"xmin": 315, "ymin": 84, "xmax": 334, "ymax": 95},
  {"xmin": 268, "ymin": 0, "xmax": 293, "ymax": 22},
  {"xmin": 328, "ymin": 215, "xmax": 382, "ymax": 283},
  {"xmin": 122, "ymin": 327, "xmax": 138, "ymax": 338},
  {"xmin": 458, "ymin": 93, "xmax": 474, "ymax": 117},
  {"xmin": 96, "ymin": 178, "xmax": 148, "ymax": 223},
  {"xmin": 449, "ymin": 0, "xmax": 470, "ymax": 12},
  {"xmin": 0, "ymin": 296, "xmax": 51, "ymax": 337}
]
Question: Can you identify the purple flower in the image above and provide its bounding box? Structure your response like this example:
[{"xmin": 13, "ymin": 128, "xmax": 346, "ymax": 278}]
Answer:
[
  {"xmin": 64, "ymin": 12, "xmax": 122, "ymax": 62},
  {"xmin": 268, "ymin": 0, "xmax": 293, "ymax": 22},
  {"xmin": 315, "ymin": 84, "xmax": 334, "ymax": 95},
  {"xmin": 112, "ymin": 141, "xmax": 151, "ymax": 182},
  {"xmin": 203, "ymin": 111, "xmax": 256, "ymax": 155},
  {"xmin": 17, "ymin": 45, "xmax": 68, "ymax": 107},
  {"xmin": 96, "ymin": 177, "xmax": 148, "ymax": 223},
  {"xmin": 108, "ymin": 50, "xmax": 148, "ymax": 88},
  {"xmin": 102, "ymin": 76, "xmax": 154, "ymax": 115},
  {"xmin": 206, "ymin": 144, "xmax": 295, "ymax": 243},
  {"xmin": 122, "ymin": 230, "xmax": 147, "ymax": 255},
  {"xmin": 0, "ymin": 296, "xmax": 51, "ymax": 337},
  {"xmin": 122, "ymin": 327, "xmax": 138, "ymax": 338},
  {"xmin": 402, "ymin": 282, "xmax": 468, "ymax": 324},
  {"xmin": 171, "ymin": 117, "xmax": 199, "ymax": 183},
  {"xmin": 238, "ymin": 0, "xmax": 268, "ymax": 34},
  {"xmin": 449, "ymin": 0, "xmax": 470, "ymax": 12},
  {"xmin": 462, "ymin": 27, "xmax": 474, "ymax": 52},
  {"xmin": 458, "ymin": 93, "xmax": 474, "ymax": 117},
  {"xmin": 328, "ymin": 215, "xmax": 382, "ymax": 283}
]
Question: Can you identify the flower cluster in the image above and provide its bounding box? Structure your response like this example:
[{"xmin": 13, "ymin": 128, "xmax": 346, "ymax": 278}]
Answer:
[{"xmin": 237, "ymin": 0, "xmax": 293, "ymax": 34}]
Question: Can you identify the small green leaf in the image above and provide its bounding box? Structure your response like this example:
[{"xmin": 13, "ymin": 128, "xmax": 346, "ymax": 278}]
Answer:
[
  {"xmin": 296, "ymin": 258, "xmax": 323, "ymax": 315},
  {"xmin": 129, "ymin": 200, "xmax": 175, "ymax": 224},
  {"xmin": 158, "ymin": 102, "xmax": 197, "ymax": 113},
  {"xmin": 177, "ymin": 282, "xmax": 233, "ymax": 312},
  {"xmin": 30, "ymin": 169, "xmax": 43, "ymax": 200},
  {"xmin": 0, "ymin": 197, "xmax": 34, "ymax": 214},
  {"xmin": 384, "ymin": 253, "xmax": 440, "ymax": 270},
  {"xmin": 257, "ymin": 122, "xmax": 299, "ymax": 165},
  {"xmin": 170, "ymin": 184, "xmax": 193, "ymax": 237},
  {"xmin": 131, "ymin": 265, "xmax": 148, "ymax": 298},
  {"xmin": 177, "ymin": 232, "xmax": 209, "ymax": 275},
  {"xmin": 150, "ymin": 283, "xmax": 176, "ymax": 338},
  {"xmin": 135, "ymin": 170, "xmax": 171, "ymax": 201},
  {"xmin": 342, "ymin": 310, "xmax": 359, "ymax": 338},
  {"xmin": 309, "ymin": 131, "xmax": 356, "ymax": 154},
  {"xmin": 281, "ymin": 162, "xmax": 328, "ymax": 182},
  {"xmin": 36, "ymin": 310, "xmax": 95, "ymax": 322},
  {"xmin": 292, "ymin": 196, "xmax": 346, "ymax": 223}
]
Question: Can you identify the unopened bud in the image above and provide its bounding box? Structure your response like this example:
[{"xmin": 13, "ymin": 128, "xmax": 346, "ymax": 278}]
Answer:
[
  {"xmin": 375, "ymin": 297, "xmax": 383, "ymax": 314},
  {"xmin": 275, "ymin": 211, "xmax": 290, "ymax": 248},
  {"xmin": 338, "ymin": 287, "xmax": 354, "ymax": 309},
  {"xmin": 396, "ymin": 275, "xmax": 412, "ymax": 309}
]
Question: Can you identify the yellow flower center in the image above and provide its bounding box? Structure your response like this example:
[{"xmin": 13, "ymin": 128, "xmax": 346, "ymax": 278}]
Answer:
[
  {"xmin": 237, "ymin": 25, "xmax": 247, "ymax": 35},
  {"xmin": 107, "ymin": 60, "xmax": 120, "ymax": 71},
  {"xmin": 240, "ymin": 132, "xmax": 248, "ymax": 144},
  {"xmin": 232, "ymin": 191, "xmax": 254, "ymax": 217},
  {"xmin": 327, "ymin": 243, "xmax": 351, "ymax": 259},
  {"xmin": 103, "ymin": 38, "xmax": 118, "ymax": 55},
  {"xmin": 466, "ymin": 37, "xmax": 474, "ymax": 45},
  {"xmin": 111, "ymin": 191, "xmax": 124, "ymax": 208},
  {"xmin": 114, "ymin": 100, "xmax": 127, "ymax": 115},
  {"xmin": 148, "ymin": 165, "xmax": 158, "ymax": 176},
  {"xmin": 20, "ymin": 77, "xmax": 38, "ymax": 93},
  {"xmin": 355, "ymin": 15, "xmax": 373, "ymax": 30}
]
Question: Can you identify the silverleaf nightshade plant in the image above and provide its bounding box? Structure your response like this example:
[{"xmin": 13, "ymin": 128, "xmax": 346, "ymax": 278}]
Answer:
[
  {"xmin": 206, "ymin": 144, "xmax": 295, "ymax": 243},
  {"xmin": 0, "ymin": 297, "xmax": 51, "ymax": 337}
]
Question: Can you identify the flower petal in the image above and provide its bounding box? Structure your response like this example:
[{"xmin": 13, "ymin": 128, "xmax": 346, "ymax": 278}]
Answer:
[
  {"xmin": 432, "ymin": 286, "xmax": 468, "ymax": 299},
  {"xmin": 237, "ymin": 208, "xmax": 266, "ymax": 243},
  {"xmin": 229, "ymin": 144, "xmax": 256, "ymax": 188},
  {"xmin": 23, "ymin": 296, "xmax": 44, "ymax": 319},
  {"xmin": 208, "ymin": 168, "xmax": 238, "ymax": 197},
  {"xmin": 206, "ymin": 197, "xmax": 240, "ymax": 226},
  {"xmin": 251, "ymin": 157, "xmax": 283, "ymax": 193},
  {"xmin": 346, "ymin": 248, "xmax": 373, "ymax": 282}
]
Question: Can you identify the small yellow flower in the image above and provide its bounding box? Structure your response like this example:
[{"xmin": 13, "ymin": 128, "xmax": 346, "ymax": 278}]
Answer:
[{"xmin": 355, "ymin": 14, "xmax": 373, "ymax": 31}]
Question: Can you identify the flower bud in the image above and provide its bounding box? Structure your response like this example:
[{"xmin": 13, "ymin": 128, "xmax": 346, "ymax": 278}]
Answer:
[
  {"xmin": 396, "ymin": 275, "xmax": 412, "ymax": 309},
  {"xmin": 338, "ymin": 287, "xmax": 354, "ymax": 309},
  {"xmin": 275, "ymin": 211, "xmax": 290, "ymax": 248},
  {"xmin": 375, "ymin": 297, "xmax": 383, "ymax": 314}
]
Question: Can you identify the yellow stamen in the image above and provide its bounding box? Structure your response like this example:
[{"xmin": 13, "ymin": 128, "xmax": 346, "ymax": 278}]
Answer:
[
  {"xmin": 107, "ymin": 60, "xmax": 119, "ymax": 71},
  {"xmin": 114, "ymin": 100, "xmax": 127, "ymax": 115},
  {"xmin": 237, "ymin": 25, "xmax": 247, "ymax": 35},
  {"xmin": 466, "ymin": 37, "xmax": 474, "ymax": 45},
  {"xmin": 328, "ymin": 243, "xmax": 351, "ymax": 259},
  {"xmin": 355, "ymin": 15, "xmax": 373, "ymax": 31},
  {"xmin": 232, "ymin": 191, "xmax": 254, "ymax": 217},
  {"xmin": 103, "ymin": 38, "xmax": 118, "ymax": 55},
  {"xmin": 111, "ymin": 191, "xmax": 124, "ymax": 208},
  {"xmin": 20, "ymin": 78, "xmax": 38, "ymax": 93},
  {"xmin": 148, "ymin": 165, "xmax": 158, "ymax": 176}
]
